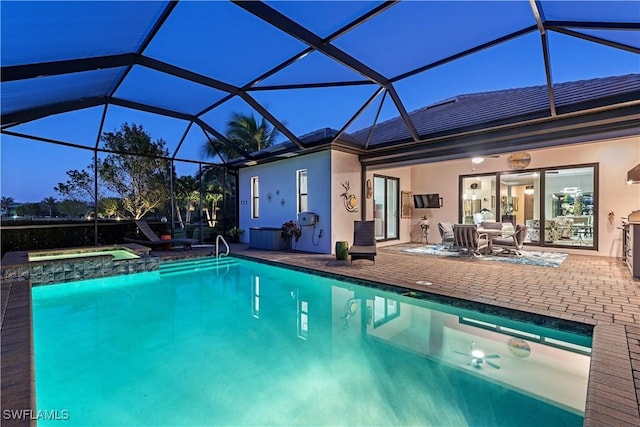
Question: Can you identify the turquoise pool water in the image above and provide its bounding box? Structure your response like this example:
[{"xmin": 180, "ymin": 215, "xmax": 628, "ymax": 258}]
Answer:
[{"xmin": 32, "ymin": 257, "xmax": 590, "ymax": 426}]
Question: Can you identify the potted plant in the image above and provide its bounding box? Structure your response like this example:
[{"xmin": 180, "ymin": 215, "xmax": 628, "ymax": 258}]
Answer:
[
  {"xmin": 228, "ymin": 226, "xmax": 244, "ymax": 243},
  {"xmin": 281, "ymin": 220, "xmax": 302, "ymax": 250}
]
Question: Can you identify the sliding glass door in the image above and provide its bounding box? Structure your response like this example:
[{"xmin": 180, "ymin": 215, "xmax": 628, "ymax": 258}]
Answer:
[
  {"xmin": 543, "ymin": 166, "xmax": 596, "ymax": 248},
  {"xmin": 373, "ymin": 175, "xmax": 399, "ymax": 241},
  {"xmin": 460, "ymin": 164, "xmax": 597, "ymax": 250}
]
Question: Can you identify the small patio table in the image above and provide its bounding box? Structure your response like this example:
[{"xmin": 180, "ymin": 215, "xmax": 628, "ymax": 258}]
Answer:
[{"xmin": 478, "ymin": 227, "xmax": 514, "ymax": 253}]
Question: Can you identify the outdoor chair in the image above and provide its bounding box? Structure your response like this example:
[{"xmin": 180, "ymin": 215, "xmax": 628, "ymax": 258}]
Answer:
[
  {"xmin": 453, "ymin": 224, "xmax": 490, "ymax": 256},
  {"xmin": 494, "ymin": 224, "xmax": 528, "ymax": 256},
  {"xmin": 348, "ymin": 220, "xmax": 376, "ymax": 264},
  {"xmin": 438, "ymin": 222, "xmax": 455, "ymax": 247},
  {"xmin": 124, "ymin": 220, "xmax": 197, "ymax": 250}
]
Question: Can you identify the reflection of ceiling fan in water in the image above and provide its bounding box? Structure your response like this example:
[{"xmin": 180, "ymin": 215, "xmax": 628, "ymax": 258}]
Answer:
[{"xmin": 455, "ymin": 347, "xmax": 501, "ymax": 369}]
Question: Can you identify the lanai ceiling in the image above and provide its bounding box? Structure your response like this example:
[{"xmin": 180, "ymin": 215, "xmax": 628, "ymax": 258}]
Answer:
[{"xmin": 1, "ymin": 1, "xmax": 639, "ymax": 169}]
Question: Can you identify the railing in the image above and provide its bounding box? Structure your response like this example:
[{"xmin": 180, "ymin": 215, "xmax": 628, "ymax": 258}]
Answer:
[{"xmin": 216, "ymin": 234, "xmax": 230, "ymax": 258}]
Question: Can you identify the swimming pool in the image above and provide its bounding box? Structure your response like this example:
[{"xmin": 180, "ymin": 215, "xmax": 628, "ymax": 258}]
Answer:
[{"xmin": 32, "ymin": 256, "xmax": 590, "ymax": 426}]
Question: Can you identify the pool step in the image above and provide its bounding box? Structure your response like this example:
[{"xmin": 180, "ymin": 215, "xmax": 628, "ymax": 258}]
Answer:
[{"xmin": 159, "ymin": 256, "xmax": 239, "ymax": 276}]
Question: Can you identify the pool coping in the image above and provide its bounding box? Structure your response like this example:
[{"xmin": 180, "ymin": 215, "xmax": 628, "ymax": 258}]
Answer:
[{"xmin": 1, "ymin": 248, "xmax": 639, "ymax": 426}]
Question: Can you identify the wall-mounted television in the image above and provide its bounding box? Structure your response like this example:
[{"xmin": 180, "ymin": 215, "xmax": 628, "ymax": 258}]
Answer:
[{"xmin": 413, "ymin": 193, "xmax": 442, "ymax": 209}]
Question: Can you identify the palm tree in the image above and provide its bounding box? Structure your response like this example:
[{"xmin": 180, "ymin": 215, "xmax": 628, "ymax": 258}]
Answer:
[
  {"xmin": 174, "ymin": 176, "xmax": 199, "ymax": 228},
  {"xmin": 1, "ymin": 196, "xmax": 14, "ymax": 217},
  {"xmin": 202, "ymin": 112, "xmax": 279, "ymax": 161},
  {"xmin": 41, "ymin": 196, "xmax": 57, "ymax": 217}
]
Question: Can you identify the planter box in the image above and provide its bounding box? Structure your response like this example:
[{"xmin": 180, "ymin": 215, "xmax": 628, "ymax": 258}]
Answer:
[{"xmin": 249, "ymin": 227, "xmax": 286, "ymax": 251}]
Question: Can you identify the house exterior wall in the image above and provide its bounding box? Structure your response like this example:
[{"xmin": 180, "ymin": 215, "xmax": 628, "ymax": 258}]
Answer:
[
  {"xmin": 331, "ymin": 151, "xmax": 362, "ymax": 252},
  {"xmin": 238, "ymin": 151, "xmax": 332, "ymax": 253},
  {"xmin": 410, "ymin": 135, "xmax": 640, "ymax": 258},
  {"xmin": 238, "ymin": 135, "xmax": 638, "ymax": 258},
  {"xmin": 365, "ymin": 166, "xmax": 413, "ymax": 247}
]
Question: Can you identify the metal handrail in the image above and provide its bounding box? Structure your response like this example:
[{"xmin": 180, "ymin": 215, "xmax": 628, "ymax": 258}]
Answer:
[{"xmin": 215, "ymin": 234, "xmax": 230, "ymax": 258}]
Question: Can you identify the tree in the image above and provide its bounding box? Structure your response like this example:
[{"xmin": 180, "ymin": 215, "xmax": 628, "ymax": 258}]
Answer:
[
  {"xmin": 57, "ymin": 200, "xmax": 87, "ymax": 218},
  {"xmin": 99, "ymin": 123, "xmax": 171, "ymax": 220},
  {"xmin": 41, "ymin": 197, "xmax": 57, "ymax": 217},
  {"xmin": 202, "ymin": 112, "xmax": 279, "ymax": 161},
  {"xmin": 174, "ymin": 175, "xmax": 199, "ymax": 228},
  {"xmin": 98, "ymin": 197, "xmax": 123, "ymax": 218},
  {"xmin": 16, "ymin": 202, "xmax": 41, "ymax": 218},
  {"xmin": 1, "ymin": 196, "xmax": 14, "ymax": 216},
  {"xmin": 203, "ymin": 184, "xmax": 223, "ymax": 227},
  {"xmin": 54, "ymin": 167, "xmax": 97, "ymax": 202}
]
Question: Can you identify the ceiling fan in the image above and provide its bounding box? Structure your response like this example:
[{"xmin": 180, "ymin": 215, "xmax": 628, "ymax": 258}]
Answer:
[{"xmin": 455, "ymin": 345, "xmax": 501, "ymax": 369}]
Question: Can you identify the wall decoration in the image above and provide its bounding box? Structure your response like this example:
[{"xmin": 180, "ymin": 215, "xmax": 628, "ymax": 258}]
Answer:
[
  {"xmin": 401, "ymin": 191, "xmax": 412, "ymax": 218},
  {"xmin": 366, "ymin": 179, "xmax": 373, "ymax": 199},
  {"xmin": 507, "ymin": 151, "xmax": 531, "ymax": 170},
  {"xmin": 340, "ymin": 181, "xmax": 358, "ymax": 212}
]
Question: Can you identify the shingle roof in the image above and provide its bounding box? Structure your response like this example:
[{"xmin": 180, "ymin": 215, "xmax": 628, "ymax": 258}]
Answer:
[{"xmin": 349, "ymin": 74, "xmax": 640, "ymax": 147}]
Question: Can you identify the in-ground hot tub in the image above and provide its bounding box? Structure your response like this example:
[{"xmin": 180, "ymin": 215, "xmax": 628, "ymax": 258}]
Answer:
[
  {"xmin": 28, "ymin": 247, "xmax": 141, "ymax": 262},
  {"xmin": 1, "ymin": 245, "xmax": 157, "ymax": 285}
]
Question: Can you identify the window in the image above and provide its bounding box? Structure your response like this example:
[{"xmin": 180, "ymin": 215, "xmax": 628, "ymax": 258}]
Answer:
[
  {"xmin": 251, "ymin": 177, "xmax": 259, "ymax": 218},
  {"xmin": 297, "ymin": 169, "xmax": 308, "ymax": 213}
]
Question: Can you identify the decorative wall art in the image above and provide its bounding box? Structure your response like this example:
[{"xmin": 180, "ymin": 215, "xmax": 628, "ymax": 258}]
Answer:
[
  {"xmin": 340, "ymin": 181, "xmax": 358, "ymax": 212},
  {"xmin": 507, "ymin": 151, "xmax": 531, "ymax": 170},
  {"xmin": 401, "ymin": 191, "xmax": 412, "ymax": 218},
  {"xmin": 366, "ymin": 179, "xmax": 373, "ymax": 199}
]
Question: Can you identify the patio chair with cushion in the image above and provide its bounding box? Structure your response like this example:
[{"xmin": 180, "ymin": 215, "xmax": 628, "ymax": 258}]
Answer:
[
  {"xmin": 124, "ymin": 220, "xmax": 198, "ymax": 250},
  {"xmin": 438, "ymin": 222, "xmax": 455, "ymax": 247},
  {"xmin": 494, "ymin": 223, "xmax": 528, "ymax": 256},
  {"xmin": 348, "ymin": 220, "xmax": 377, "ymax": 264},
  {"xmin": 453, "ymin": 224, "xmax": 490, "ymax": 256}
]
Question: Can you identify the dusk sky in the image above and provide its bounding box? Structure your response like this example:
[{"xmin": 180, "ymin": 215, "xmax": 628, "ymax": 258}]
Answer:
[{"xmin": 1, "ymin": 1, "xmax": 638, "ymax": 203}]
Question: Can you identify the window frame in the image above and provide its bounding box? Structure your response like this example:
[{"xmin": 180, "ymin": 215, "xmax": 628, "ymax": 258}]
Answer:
[
  {"xmin": 297, "ymin": 169, "xmax": 308, "ymax": 214},
  {"xmin": 251, "ymin": 176, "xmax": 259, "ymax": 218}
]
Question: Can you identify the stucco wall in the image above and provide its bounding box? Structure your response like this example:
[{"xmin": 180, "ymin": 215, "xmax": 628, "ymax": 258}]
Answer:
[
  {"xmin": 410, "ymin": 136, "xmax": 640, "ymax": 258},
  {"xmin": 365, "ymin": 166, "xmax": 413, "ymax": 247},
  {"xmin": 331, "ymin": 151, "xmax": 362, "ymax": 253},
  {"xmin": 238, "ymin": 135, "xmax": 638, "ymax": 258},
  {"xmin": 238, "ymin": 151, "xmax": 332, "ymax": 253}
]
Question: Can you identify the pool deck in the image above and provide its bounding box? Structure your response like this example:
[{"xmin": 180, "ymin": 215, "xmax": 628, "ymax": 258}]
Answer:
[{"xmin": 2, "ymin": 243, "xmax": 639, "ymax": 426}]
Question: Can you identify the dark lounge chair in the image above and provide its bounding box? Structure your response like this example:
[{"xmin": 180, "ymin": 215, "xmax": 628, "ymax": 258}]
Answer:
[
  {"xmin": 348, "ymin": 220, "xmax": 377, "ymax": 264},
  {"xmin": 124, "ymin": 220, "xmax": 197, "ymax": 250}
]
